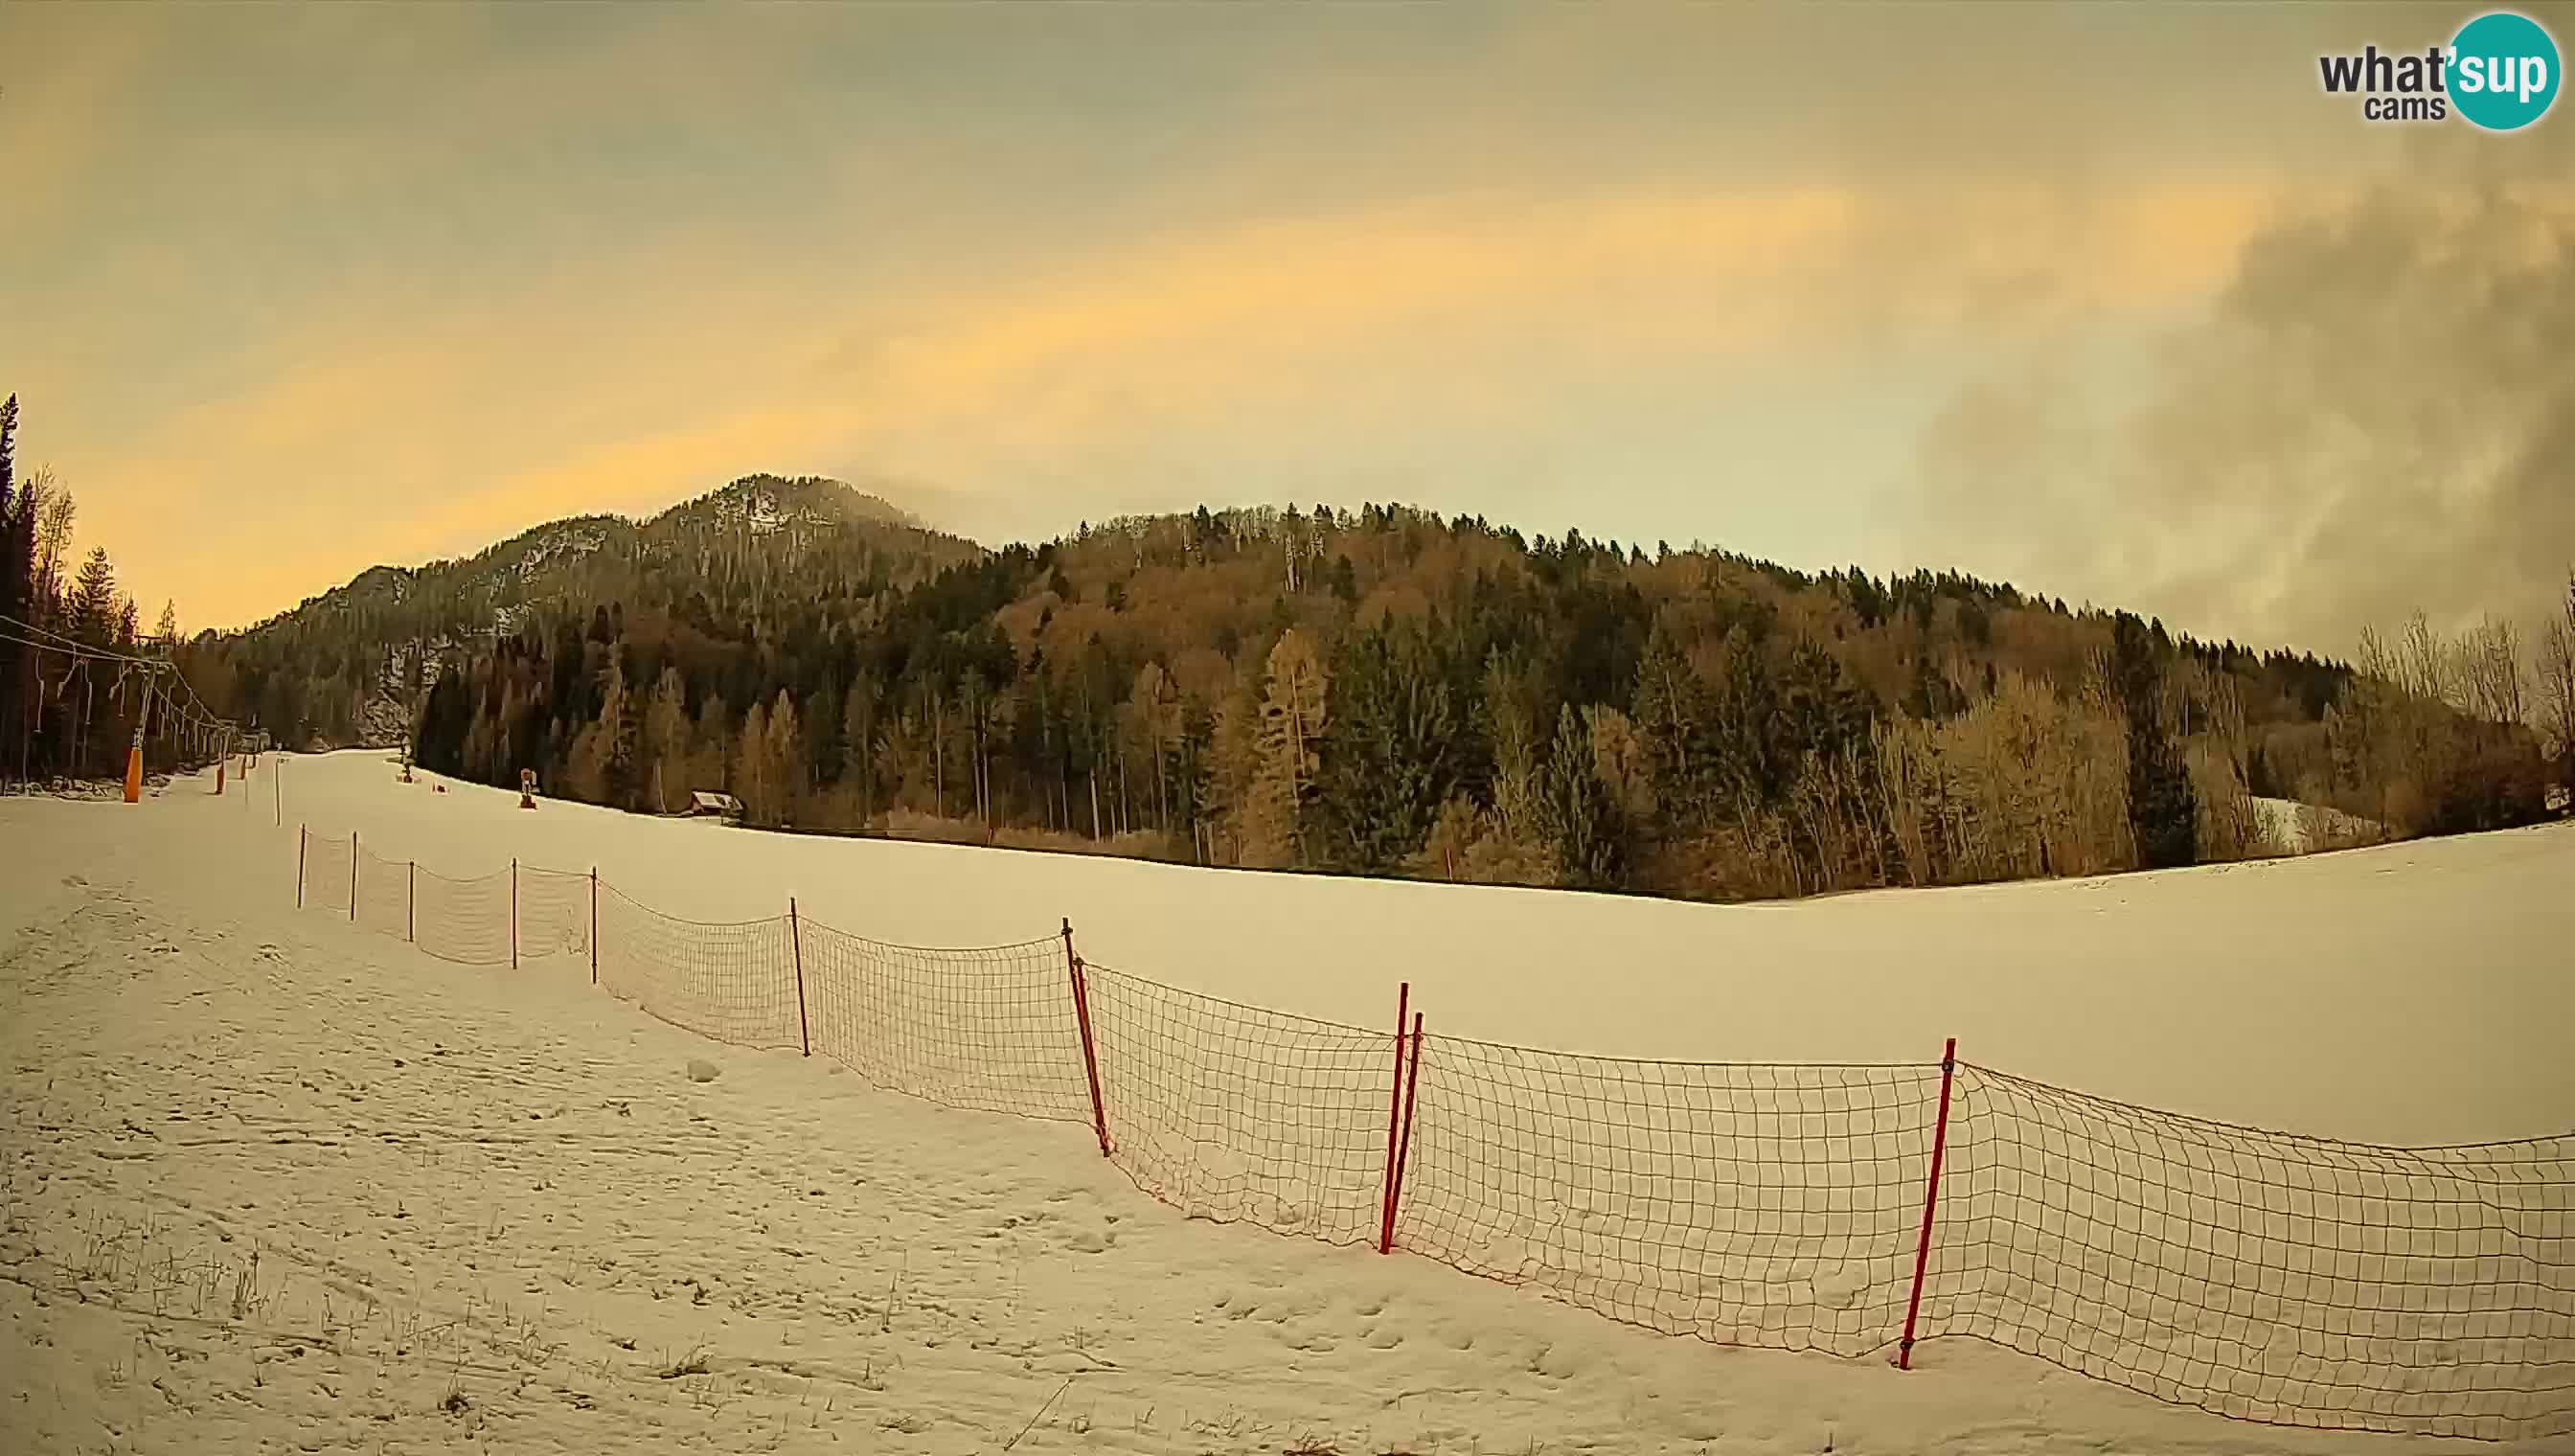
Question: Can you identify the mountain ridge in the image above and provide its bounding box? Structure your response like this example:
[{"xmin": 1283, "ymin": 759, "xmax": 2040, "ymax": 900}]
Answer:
[
  {"xmin": 177, "ymin": 484, "xmax": 2557, "ymax": 908},
  {"xmin": 245, "ymin": 474, "xmax": 949, "ymax": 635}
]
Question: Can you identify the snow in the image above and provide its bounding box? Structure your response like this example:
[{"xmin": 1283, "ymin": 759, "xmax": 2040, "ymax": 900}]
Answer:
[
  {"xmin": 2248, "ymin": 794, "xmax": 2386, "ymax": 857},
  {"xmin": 513, "ymin": 526, "xmax": 610, "ymax": 581},
  {"xmin": 5, "ymin": 753, "xmax": 2570, "ymax": 1454},
  {"xmin": 249, "ymin": 753, "xmax": 2575, "ymax": 1145}
]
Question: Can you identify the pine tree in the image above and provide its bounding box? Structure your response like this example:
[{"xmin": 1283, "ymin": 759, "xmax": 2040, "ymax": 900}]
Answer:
[
  {"xmin": 155, "ymin": 600, "xmax": 179, "ymax": 648},
  {"xmin": 71, "ymin": 548, "xmax": 117, "ymax": 647},
  {"xmin": 737, "ymin": 700, "xmax": 772, "ymax": 826},
  {"xmin": 765, "ymin": 688, "xmax": 804, "ymax": 827},
  {"xmin": 598, "ymin": 649, "xmax": 637, "ymax": 808},
  {"xmin": 643, "ymin": 666, "xmax": 688, "ymax": 813},
  {"xmin": 1316, "ymin": 625, "xmax": 1457, "ymax": 871},
  {"xmin": 1480, "ymin": 648, "xmax": 1553, "ymax": 861},
  {"xmin": 1249, "ymin": 628, "xmax": 1329, "ymax": 864},
  {"xmin": 841, "ymin": 674, "xmax": 880, "ymax": 826},
  {"xmin": 2113, "ymin": 612, "xmax": 2198, "ymax": 868},
  {"xmin": 1629, "ymin": 622, "xmax": 1707, "ymax": 828},
  {"xmin": 1538, "ymin": 704, "xmax": 1622, "ymax": 888}
]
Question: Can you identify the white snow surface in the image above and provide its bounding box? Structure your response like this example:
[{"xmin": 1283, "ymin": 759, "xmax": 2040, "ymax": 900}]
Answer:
[
  {"xmin": 3, "ymin": 752, "xmax": 2570, "ymax": 1454},
  {"xmin": 243, "ymin": 753, "xmax": 2573, "ymax": 1144}
]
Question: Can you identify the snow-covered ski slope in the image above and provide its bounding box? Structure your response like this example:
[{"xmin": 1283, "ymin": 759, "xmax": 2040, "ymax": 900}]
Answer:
[
  {"xmin": 268, "ymin": 750, "xmax": 2564, "ymax": 1145},
  {"xmin": 4, "ymin": 752, "xmax": 2569, "ymax": 1454}
]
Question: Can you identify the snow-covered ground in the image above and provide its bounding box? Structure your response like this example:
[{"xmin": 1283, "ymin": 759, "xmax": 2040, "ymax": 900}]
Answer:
[
  {"xmin": 4, "ymin": 753, "xmax": 2570, "ymax": 1454},
  {"xmin": 246, "ymin": 752, "xmax": 2570, "ymax": 1144}
]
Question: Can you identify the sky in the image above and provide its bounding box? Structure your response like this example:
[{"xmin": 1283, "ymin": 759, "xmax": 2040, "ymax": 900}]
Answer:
[{"xmin": 4, "ymin": 3, "xmax": 2572, "ymax": 651}]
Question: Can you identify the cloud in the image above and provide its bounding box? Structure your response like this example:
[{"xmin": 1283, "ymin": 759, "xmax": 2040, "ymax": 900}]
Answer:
[
  {"xmin": 1894, "ymin": 118, "xmax": 2575, "ymax": 656},
  {"xmin": 41, "ymin": 168, "xmax": 2285, "ymax": 630}
]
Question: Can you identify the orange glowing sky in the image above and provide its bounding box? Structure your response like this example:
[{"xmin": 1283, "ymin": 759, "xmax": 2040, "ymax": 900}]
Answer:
[{"xmin": 5, "ymin": 4, "xmax": 2569, "ymax": 648}]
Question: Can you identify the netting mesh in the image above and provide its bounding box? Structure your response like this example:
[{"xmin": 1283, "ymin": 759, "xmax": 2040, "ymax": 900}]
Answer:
[
  {"xmin": 515, "ymin": 867, "xmax": 593, "ymax": 967},
  {"xmin": 799, "ymin": 920, "xmax": 1093, "ymax": 1125},
  {"xmin": 297, "ymin": 830, "xmax": 353, "ymax": 916},
  {"xmin": 593, "ymin": 883, "xmax": 802, "ymax": 1053},
  {"xmin": 1082, "ymin": 965, "xmax": 1394, "ymax": 1247},
  {"xmin": 279, "ymin": 832, "xmax": 2574, "ymax": 1442},
  {"xmin": 1922, "ymin": 1065, "xmax": 2575, "ymax": 1441},
  {"xmin": 1400, "ymin": 1036, "xmax": 1941, "ymax": 1355},
  {"xmin": 414, "ymin": 867, "xmax": 512, "ymax": 967},
  {"xmin": 352, "ymin": 848, "xmax": 409, "ymax": 941}
]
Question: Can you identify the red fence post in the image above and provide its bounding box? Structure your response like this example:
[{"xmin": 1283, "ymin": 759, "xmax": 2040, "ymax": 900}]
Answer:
[
  {"xmin": 788, "ymin": 897, "xmax": 810, "ymax": 1057},
  {"xmin": 1062, "ymin": 919, "xmax": 1110, "ymax": 1158},
  {"xmin": 295, "ymin": 824, "xmax": 306, "ymax": 908},
  {"xmin": 1899, "ymin": 1036, "xmax": 1959, "ymax": 1371},
  {"xmin": 1382, "ymin": 1011, "xmax": 1424, "ymax": 1256},
  {"xmin": 589, "ymin": 868, "xmax": 599, "ymax": 986},
  {"xmin": 510, "ymin": 858, "xmax": 519, "ymax": 971},
  {"xmin": 408, "ymin": 861, "xmax": 417, "ymax": 943},
  {"xmin": 350, "ymin": 831, "xmax": 358, "ymax": 921},
  {"xmin": 1377, "ymin": 982, "xmax": 1410, "ymax": 1255}
]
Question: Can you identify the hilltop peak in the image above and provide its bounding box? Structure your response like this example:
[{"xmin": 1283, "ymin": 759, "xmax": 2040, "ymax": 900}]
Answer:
[{"xmin": 658, "ymin": 474, "xmax": 931, "ymax": 535}]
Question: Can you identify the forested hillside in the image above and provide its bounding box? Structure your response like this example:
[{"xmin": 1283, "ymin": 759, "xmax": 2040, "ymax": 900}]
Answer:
[
  {"xmin": 182, "ymin": 475, "xmax": 975, "ymax": 752},
  {"xmin": 174, "ymin": 483, "xmax": 2572, "ymax": 903}
]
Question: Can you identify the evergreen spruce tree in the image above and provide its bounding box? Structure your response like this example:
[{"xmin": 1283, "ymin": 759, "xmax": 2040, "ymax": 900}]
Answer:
[
  {"xmin": 1315, "ymin": 625, "xmax": 1457, "ymax": 871},
  {"xmin": 643, "ymin": 666, "xmax": 688, "ymax": 813},
  {"xmin": 1248, "ymin": 628, "xmax": 1329, "ymax": 865},
  {"xmin": 737, "ymin": 700, "xmax": 771, "ymax": 826},
  {"xmin": 1538, "ymin": 704, "xmax": 1622, "ymax": 888},
  {"xmin": 598, "ymin": 648, "xmax": 638, "ymax": 808},
  {"xmin": 765, "ymin": 689, "xmax": 804, "ymax": 828},
  {"xmin": 2113, "ymin": 612, "xmax": 2198, "ymax": 868},
  {"xmin": 71, "ymin": 548, "xmax": 118, "ymax": 647}
]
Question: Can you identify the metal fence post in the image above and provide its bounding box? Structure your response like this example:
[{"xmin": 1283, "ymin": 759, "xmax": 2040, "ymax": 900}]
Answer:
[
  {"xmin": 1062, "ymin": 919, "xmax": 1110, "ymax": 1157},
  {"xmin": 1378, "ymin": 982, "xmax": 1410, "ymax": 1254},
  {"xmin": 788, "ymin": 897, "xmax": 809, "ymax": 1057},
  {"xmin": 1899, "ymin": 1037, "xmax": 1959, "ymax": 1371},
  {"xmin": 1383, "ymin": 1011, "xmax": 1424, "ymax": 1256}
]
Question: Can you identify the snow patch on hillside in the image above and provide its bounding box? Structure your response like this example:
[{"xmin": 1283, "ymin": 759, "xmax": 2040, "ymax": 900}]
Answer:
[
  {"xmin": 2249, "ymin": 796, "xmax": 2387, "ymax": 856},
  {"xmin": 513, "ymin": 524, "xmax": 609, "ymax": 580}
]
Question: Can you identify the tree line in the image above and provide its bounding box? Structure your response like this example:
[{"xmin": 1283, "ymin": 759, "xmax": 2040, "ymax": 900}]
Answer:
[
  {"xmin": 178, "ymin": 487, "xmax": 2571, "ymax": 903},
  {"xmin": 1, "ymin": 396, "xmax": 199, "ymax": 788}
]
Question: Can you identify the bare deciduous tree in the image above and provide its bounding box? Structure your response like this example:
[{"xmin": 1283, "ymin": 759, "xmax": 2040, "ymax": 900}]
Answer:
[{"xmin": 2539, "ymin": 572, "xmax": 2575, "ymax": 804}]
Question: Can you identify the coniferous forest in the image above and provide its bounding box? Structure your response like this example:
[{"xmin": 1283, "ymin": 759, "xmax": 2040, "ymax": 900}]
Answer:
[
  {"xmin": 158, "ymin": 464, "xmax": 2573, "ymax": 904},
  {"xmin": 10, "ymin": 386, "xmax": 2567, "ymax": 903}
]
